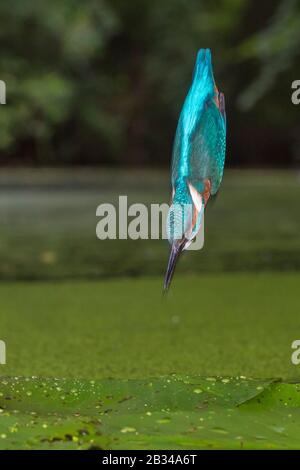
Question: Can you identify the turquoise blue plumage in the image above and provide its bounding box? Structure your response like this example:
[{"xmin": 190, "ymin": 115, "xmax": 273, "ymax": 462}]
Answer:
[{"xmin": 164, "ymin": 48, "xmax": 226, "ymax": 291}]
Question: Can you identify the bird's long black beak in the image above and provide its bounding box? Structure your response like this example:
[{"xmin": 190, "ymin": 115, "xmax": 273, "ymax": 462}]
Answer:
[{"xmin": 163, "ymin": 242, "xmax": 184, "ymax": 293}]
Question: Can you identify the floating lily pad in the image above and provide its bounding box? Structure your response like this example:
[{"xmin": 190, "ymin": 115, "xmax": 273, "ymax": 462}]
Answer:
[{"xmin": 1, "ymin": 375, "xmax": 300, "ymax": 449}]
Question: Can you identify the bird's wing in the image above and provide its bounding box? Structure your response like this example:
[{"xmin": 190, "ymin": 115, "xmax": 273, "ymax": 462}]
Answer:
[
  {"xmin": 171, "ymin": 118, "xmax": 184, "ymax": 186},
  {"xmin": 170, "ymin": 49, "xmax": 226, "ymax": 194},
  {"xmin": 188, "ymin": 93, "xmax": 226, "ymax": 195},
  {"xmin": 171, "ymin": 49, "xmax": 216, "ymax": 188}
]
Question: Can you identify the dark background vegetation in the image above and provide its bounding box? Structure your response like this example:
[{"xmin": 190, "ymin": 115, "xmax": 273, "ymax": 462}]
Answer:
[{"xmin": 0, "ymin": 0, "xmax": 299, "ymax": 168}]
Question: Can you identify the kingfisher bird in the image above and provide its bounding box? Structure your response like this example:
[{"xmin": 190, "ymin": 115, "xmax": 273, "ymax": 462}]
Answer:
[{"xmin": 164, "ymin": 48, "xmax": 226, "ymax": 291}]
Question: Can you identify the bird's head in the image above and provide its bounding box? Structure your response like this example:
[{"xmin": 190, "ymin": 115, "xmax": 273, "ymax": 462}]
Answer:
[{"xmin": 164, "ymin": 179, "xmax": 204, "ymax": 292}]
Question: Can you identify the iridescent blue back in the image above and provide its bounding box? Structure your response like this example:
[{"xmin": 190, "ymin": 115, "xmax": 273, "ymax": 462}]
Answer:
[{"xmin": 171, "ymin": 49, "xmax": 226, "ymax": 196}]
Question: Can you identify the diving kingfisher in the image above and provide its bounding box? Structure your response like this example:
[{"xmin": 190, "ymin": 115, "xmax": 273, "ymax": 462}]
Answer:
[{"xmin": 164, "ymin": 49, "xmax": 226, "ymax": 291}]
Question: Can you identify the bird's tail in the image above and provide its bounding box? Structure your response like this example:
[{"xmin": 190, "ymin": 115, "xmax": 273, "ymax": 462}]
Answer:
[{"xmin": 193, "ymin": 48, "xmax": 214, "ymax": 85}]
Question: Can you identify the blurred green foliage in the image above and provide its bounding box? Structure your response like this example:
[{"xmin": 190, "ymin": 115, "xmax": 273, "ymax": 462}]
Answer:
[{"xmin": 0, "ymin": 0, "xmax": 299, "ymax": 166}]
